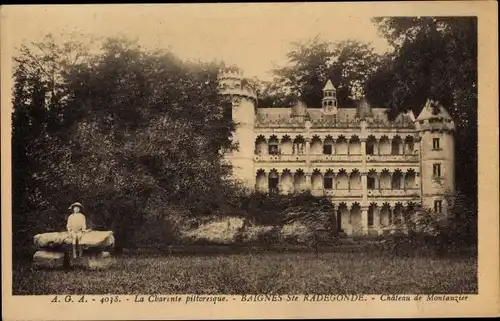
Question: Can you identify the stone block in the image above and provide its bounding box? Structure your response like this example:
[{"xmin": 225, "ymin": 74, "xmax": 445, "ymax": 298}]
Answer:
[
  {"xmin": 34, "ymin": 231, "xmax": 115, "ymax": 250},
  {"xmin": 32, "ymin": 250, "xmax": 65, "ymax": 269},
  {"xmin": 70, "ymin": 251, "xmax": 113, "ymax": 270}
]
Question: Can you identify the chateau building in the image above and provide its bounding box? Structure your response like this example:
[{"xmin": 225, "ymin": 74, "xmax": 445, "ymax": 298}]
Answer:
[{"xmin": 218, "ymin": 69, "xmax": 455, "ymax": 236}]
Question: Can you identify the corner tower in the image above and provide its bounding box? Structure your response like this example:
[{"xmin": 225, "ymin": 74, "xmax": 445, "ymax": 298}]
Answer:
[
  {"xmin": 415, "ymin": 99, "xmax": 456, "ymax": 212},
  {"xmin": 217, "ymin": 68, "xmax": 257, "ymax": 189}
]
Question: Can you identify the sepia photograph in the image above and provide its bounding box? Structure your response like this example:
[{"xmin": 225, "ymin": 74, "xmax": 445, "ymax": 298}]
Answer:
[{"xmin": 1, "ymin": 2, "xmax": 498, "ymax": 320}]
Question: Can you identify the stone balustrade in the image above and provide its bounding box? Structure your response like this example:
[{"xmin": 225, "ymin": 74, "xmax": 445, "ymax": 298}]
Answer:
[
  {"xmin": 254, "ymin": 153, "xmax": 415, "ymax": 163},
  {"xmin": 310, "ymin": 118, "xmax": 361, "ymax": 128},
  {"xmin": 254, "ymin": 154, "xmax": 308, "ymax": 162},
  {"xmin": 311, "ymin": 189, "xmax": 363, "ymax": 197},
  {"xmin": 255, "ymin": 120, "xmax": 305, "ymax": 128},
  {"xmin": 367, "ymin": 188, "xmax": 420, "ymax": 197},
  {"xmin": 282, "ymin": 187, "xmax": 419, "ymax": 199},
  {"xmin": 366, "ymin": 154, "xmax": 419, "ymax": 163},
  {"xmin": 325, "ymin": 189, "xmax": 363, "ymax": 197},
  {"xmin": 310, "ymin": 154, "xmax": 363, "ymax": 163},
  {"xmin": 366, "ymin": 121, "xmax": 415, "ymax": 129}
]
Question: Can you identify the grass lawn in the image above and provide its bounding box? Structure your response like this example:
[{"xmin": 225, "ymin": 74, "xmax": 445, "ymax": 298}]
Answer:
[{"xmin": 13, "ymin": 249, "xmax": 477, "ymax": 295}]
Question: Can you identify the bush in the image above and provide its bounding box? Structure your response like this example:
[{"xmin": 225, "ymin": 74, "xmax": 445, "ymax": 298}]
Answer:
[
  {"xmin": 390, "ymin": 191, "xmax": 477, "ymax": 256},
  {"xmin": 257, "ymin": 226, "xmax": 283, "ymax": 247},
  {"xmin": 241, "ymin": 191, "xmax": 335, "ymax": 227},
  {"xmin": 280, "ymin": 221, "xmax": 313, "ymax": 245},
  {"xmin": 235, "ymin": 225, "xmax": 272, "ymax": 244},
  {"xmin": 182, "ymin": 217, "xmax": 245, "ymax": 245},
  {"xmin": 131, "ymin": 205, "xmax": 191, "ymax": 248}
]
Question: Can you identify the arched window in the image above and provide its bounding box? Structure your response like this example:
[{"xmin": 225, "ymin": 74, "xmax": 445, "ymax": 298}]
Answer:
[
  {"xmin": 366, "ymin": 135, "xmax": 376, "ymax": 155},
  {"xmin": 293, "ymin": 136, "xmax": 305, "ymax": 155},
  {"xmin": 268, "ymin": 169, "xmax": 279, "ymax": 194},
  {"xmin": 323, "ymin": 135, "xmax": 334, "ymax": 155},
  {"xmin": 268, "ymin": 135, "xmax": 279, "ymax": 155},
  {"xmin": 367, "ymin": 170, "xmax": 377, "ymax": 190},
  {"xmin": 324, "ymin": 169, "xmax": 334, "ymax": 190}
]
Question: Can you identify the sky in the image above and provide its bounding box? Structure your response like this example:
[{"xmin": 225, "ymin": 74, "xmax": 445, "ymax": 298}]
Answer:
[{"xmin": 3, "ymin": 4, "xmax": 391, "ymax": 81}]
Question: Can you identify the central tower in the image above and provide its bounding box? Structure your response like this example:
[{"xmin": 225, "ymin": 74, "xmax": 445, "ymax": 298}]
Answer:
[
  {"xmin": 218, "ymin": 68, "xmax": 257, "ymax": 189},
  {"xmin": 322, "ymin": 79, "xmax": 338, "ymax": 115}
]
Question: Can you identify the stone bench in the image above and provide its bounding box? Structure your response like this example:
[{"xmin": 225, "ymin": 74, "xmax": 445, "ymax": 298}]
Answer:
[
  {"xmin": 34, "ymin": 230, "xmax": 115, "ymax": 250},
  {"xmin": 32, "ymin": 230, "xmax": 115, "ymax": 270},
  {"xmin": 33, "ymin": 250, "xmax": 113, "ymax": 270}
]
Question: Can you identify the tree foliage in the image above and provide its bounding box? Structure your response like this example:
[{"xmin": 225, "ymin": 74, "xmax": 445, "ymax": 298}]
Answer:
[
  {"xmin": 12, "ymin": 35, "xmax": 239, "ymax": 248},
  {"xmin": 368, "ymin": 17, "xmax": 477, "ymax": 203},
  {"xmin": 267, "ymin": 37, "xmax": 381, "ymax": 108},
  {"xmin": 254, "ymin": 79, "xmax": 297, "ymax": 108},
  {"xmin": 241, "ymin": 191, "xmax": 336, "ymax": 231},
  {"xmin": 393, "ymin": 190, "xmax": 477, "ymax": 256},
  {"xmin": 12, "ymin": 34, "xmax": 95, "ymax": 244}
]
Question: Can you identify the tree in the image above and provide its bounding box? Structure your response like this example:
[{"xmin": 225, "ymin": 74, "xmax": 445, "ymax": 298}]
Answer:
[
  {"xmin": 253, "ymin": 79, "xmax": 297, "ymax": 108},
  {"xmin": 368, "ymin": 17, "xmax": 477, "ymax": 204},
  {"xmin": 273, "ymin": 36, "xmax": 332, "ymax": 107},
  {"xmin": 12, "ymin": 35, "xmax": 241, "ymax": 249},
  {"xmin": 270, "ymin": 37, "xmax": 381, "ymax": 108},
  {"xmin": 61, "ymin": 38, "xmax": 240, "ymax": 248},
  {"xmin": 11, "ymin": 34, "xmax": 94, "ymax": 246},
  {"xmin": 328, "ymin": 39, "xmax": 381, "ymax": 107},
  {"xmin": 392, "ymin": 190, "xmax": 477, "ymax": 256}
]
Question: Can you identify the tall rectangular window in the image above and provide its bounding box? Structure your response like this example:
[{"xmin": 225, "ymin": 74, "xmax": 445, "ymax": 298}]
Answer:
[
  {"xmin": 391, "ymin": 141, "xmax": 400, "ymax": 155},
  {"xmin": 434, "ymin": 200, "xmax": 443, "ymax": 213},
  {"xmin": 324, "ymin": 177, "xmax": 333, "ymax": 190},
  {"xmin": 433, "ymin": 138, "xmax": 440, "ymax": 150},
  {"xmin": 367, "ymin": 176, "xmax": 375, "ymax": 189},
  {"xmin": 433, "ymin": 163, "xmax": 441, "ymax": 177},
  {"xmin": 294, "ymin": 143, "xmax": 305, "ymax": 155},
  {"xmin": 368, "ymin": 211, "xmax": 374, "ymax": 226},
  {"xmin": 323, "ymin": 145, "xmax": 332, "ymax": 155},
  {"xmin": 268, "ymin": 177, "xmax": 279, "ymax": 194},
  {"xmin": 366, "ymin": 144, "xmax": 374, "ymax": 155}
]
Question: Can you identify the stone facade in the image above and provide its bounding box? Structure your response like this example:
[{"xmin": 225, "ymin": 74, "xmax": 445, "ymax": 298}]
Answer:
[{"xmin": 218, "ymin": 69, "xmax": 455, "ymax": 236}]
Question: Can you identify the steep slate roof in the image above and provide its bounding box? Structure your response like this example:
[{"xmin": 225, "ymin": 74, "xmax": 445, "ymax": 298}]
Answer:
[
  {"xmin": 256, "ymin": 107, "xmax": 394, "ymax": 123},
  {"xmin": 255, "ymin": 97, "xmax": 418, "ymax": 124},
  {"xmin": 416, "ymin": 100, "xmax": 453, "ymax": 121}
]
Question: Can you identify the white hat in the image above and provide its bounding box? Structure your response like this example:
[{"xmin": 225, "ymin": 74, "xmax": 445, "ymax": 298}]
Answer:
[{"xmin": 68, "ymin": 202, "xmax": 83, "ymax": 210}]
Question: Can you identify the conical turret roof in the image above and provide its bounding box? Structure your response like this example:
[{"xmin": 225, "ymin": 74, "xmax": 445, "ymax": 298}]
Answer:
[
  {"xmin": 323, "ymin": 79, "xmax": 336, "ymax": 91},
  {"xmin": 416, "ymin": 100, "xmax": 453, "ymax": 121}
]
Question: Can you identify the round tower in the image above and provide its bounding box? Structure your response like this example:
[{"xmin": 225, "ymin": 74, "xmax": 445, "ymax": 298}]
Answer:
[
  {"xmin": 415, "ymin": 99, "xmax": 456, "ymax": 213},
  {"xmin": 217, "ymin": 68, "xmax": 257, "ymax": 189}
]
